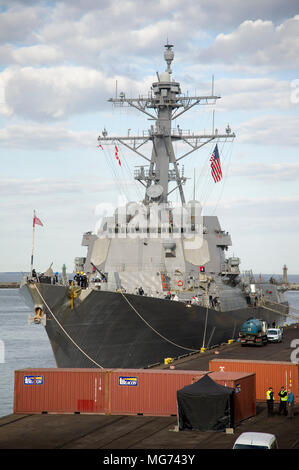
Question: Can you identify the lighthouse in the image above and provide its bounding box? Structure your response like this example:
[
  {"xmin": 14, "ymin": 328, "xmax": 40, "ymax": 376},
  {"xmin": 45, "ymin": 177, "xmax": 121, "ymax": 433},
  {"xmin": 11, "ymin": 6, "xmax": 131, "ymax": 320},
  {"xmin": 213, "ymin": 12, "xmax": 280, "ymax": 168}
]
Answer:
[{"xmin": 282, "ymin": 264, "xmax": 288, "ymax": 285}]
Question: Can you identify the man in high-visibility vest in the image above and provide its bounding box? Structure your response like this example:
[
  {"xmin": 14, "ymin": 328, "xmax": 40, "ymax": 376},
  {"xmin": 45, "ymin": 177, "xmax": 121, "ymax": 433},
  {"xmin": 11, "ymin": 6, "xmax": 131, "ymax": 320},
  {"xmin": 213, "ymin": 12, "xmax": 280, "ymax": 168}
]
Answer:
[
  {"xmin": 278, "ymin": 386, "xmax": 288, "ymax": 416},
  {"xmin": 266, "ymin": 387, "xmax": 274, "ymax": 417}
]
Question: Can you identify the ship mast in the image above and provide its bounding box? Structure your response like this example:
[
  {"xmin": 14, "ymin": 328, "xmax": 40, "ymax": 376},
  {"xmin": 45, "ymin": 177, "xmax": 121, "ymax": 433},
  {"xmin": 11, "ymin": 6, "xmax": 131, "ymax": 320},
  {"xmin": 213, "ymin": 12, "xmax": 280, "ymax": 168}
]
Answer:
[{"xmin": 98, "ymin": 44, "xmax": 235, "ymax": 205}]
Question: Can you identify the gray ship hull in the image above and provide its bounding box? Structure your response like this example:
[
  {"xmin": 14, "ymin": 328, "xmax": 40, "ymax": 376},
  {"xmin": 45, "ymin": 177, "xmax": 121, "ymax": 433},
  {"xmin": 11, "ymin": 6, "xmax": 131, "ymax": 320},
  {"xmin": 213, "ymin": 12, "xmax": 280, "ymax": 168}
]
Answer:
[{"xmin": 20, "ymin": 283, "xmax": 287, "ymax": 369}]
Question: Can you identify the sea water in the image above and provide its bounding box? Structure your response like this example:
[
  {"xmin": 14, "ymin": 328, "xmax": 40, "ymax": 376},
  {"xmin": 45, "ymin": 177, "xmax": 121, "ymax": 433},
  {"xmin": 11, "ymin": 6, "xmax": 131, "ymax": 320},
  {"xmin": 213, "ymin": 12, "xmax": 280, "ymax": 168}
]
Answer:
[
  {"xmin": 0, "ymin": 277, "xmax": 299, "ymax": 418},
  {"xmin": 0, "ymin": 288, "xmax": 56, "ymax": 417}
]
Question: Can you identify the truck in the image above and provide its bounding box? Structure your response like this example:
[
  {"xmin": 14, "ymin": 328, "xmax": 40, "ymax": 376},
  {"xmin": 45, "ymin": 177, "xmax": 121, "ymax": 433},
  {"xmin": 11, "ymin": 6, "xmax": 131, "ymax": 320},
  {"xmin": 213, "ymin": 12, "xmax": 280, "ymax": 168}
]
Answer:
[{"xmin": 239, "ymin": 318, "xmax": 268, "ymax": 346}]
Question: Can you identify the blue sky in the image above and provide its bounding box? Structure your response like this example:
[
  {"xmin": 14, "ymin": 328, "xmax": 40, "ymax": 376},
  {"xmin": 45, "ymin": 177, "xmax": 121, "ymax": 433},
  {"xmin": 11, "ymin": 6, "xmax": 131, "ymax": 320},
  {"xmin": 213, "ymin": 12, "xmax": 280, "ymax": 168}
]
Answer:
[{"xmin": 0, "ymin": 0, "xmax": 298, "ymax": 274}]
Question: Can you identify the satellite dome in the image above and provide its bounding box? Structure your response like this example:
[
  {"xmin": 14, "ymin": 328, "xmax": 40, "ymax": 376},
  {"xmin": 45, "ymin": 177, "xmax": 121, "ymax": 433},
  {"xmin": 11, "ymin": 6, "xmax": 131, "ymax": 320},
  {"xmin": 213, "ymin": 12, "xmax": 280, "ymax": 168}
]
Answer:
[{"xmin": 159, "ymin": 72, "xmax": 171, "ymax": 82}]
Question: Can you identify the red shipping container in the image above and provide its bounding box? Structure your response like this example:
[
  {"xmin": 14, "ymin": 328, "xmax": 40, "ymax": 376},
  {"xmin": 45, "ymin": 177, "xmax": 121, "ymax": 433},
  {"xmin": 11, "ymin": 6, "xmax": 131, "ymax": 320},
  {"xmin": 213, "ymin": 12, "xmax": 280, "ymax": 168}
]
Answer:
[
  {"xmin": 14, "ymin": 368, "xmax": 207, "ymax": 415},
  {"xmin": 107, "ymin": 369, "xmax": 209, "ymax": 416},
  {"xmin": 14, "ymin": 369, "xmax": 105, "ymax": 414},
  {"xmin": 14, "ymin": 367, "xmax": 257, "ymax": 422},
  {"xmin": 209, "ymin": 359, "xmax": 299, "ymax": 403},
  {"xmin": 209, "ymin": 371, "xmax": 256, "ymax": 424}
]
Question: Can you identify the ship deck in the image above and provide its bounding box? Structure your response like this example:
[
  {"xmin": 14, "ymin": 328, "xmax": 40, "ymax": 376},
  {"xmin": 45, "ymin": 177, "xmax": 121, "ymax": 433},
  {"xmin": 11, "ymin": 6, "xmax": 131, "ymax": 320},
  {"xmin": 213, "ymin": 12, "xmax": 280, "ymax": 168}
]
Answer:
[{"xmin": 1, "ymin": 324, "xmax": 298, "ymax": 454}]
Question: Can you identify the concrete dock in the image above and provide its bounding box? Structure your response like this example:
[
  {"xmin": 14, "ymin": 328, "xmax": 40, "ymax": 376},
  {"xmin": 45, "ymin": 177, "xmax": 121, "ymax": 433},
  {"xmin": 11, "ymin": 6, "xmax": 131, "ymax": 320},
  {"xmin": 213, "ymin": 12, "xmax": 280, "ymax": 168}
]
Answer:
[
  {"xmin": 0, "ymin": 324, "xmax": 298, "ymax": 450},
  {"xmin": 0, "ymin": 403, "xmax": 298, "ymax": 450},
  {"xmin": 157, "ymin": 323, "xmax": 299, "ymax": 371}
]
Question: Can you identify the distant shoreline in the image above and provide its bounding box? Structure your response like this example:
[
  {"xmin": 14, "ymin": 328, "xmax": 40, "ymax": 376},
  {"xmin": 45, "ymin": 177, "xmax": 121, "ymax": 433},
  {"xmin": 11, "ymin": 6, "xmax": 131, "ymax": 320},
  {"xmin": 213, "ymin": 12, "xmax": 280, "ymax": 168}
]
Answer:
[{"xmin": 0, "ymin": 282, "xmax": 20, "ymax": 289}]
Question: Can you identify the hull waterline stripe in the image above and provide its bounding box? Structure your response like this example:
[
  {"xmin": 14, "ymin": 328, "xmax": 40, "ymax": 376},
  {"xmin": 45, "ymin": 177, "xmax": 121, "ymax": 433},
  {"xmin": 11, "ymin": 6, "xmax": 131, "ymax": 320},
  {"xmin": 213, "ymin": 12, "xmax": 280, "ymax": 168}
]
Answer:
[{"xmin": 34, "ymin": 284, "xmax": 104, "ymax": 369}]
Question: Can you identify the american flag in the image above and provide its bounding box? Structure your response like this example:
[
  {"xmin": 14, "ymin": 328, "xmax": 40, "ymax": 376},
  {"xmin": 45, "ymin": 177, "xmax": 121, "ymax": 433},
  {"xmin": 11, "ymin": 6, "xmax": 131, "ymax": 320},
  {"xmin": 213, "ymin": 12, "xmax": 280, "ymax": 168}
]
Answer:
[{"xmin": 210, "ymin": 144, "xmax": 222, "ymax": 183}]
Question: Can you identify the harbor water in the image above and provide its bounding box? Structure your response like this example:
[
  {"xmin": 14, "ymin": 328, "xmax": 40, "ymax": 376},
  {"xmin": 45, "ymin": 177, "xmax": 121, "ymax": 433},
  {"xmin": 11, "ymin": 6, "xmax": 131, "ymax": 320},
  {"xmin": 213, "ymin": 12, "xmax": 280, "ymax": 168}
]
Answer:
[{"xmin": 0, "ymin": 276, "xmax": 299, "ymax": 418}]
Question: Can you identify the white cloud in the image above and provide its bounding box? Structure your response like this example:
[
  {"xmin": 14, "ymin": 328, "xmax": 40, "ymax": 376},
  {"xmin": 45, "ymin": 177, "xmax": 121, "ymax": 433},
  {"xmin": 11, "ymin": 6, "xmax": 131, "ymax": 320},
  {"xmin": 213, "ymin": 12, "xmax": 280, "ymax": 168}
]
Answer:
[
  {"xmin": 0, "ymin": 177, "xmax": 133, "ymax": 196},
  {"xmin": 3, "ymin": 1, "xmax": 297, "ymax": 73},
  {"xmin": 198, "ymin": 16, "xmax": 299, "ymax": 70},
  {"xmin": 208, "ymin": 195, "xmax": 299, "ymax": 209},
  {"xmin": 12, "ymin": 45, "xmax": 64, "ymax": 66},
  {"xmin": 229, "ymin": 162, "xmax": 299, "ymax": 181},
  {"xmin": 216, "ymin": 77, "xmax": 294, "ymax": 111},
  {"xmin": 238, "ymin": 115, "xmax": 299, "ymax": 146},
  {"xmin": 0, "ymin": 5, "xmax": 47, "ymax": 44},
  {"xmin": 42, "ymin": 0, "xmax": 299, "ymax": 29},
  {"xmin": 0, "ymin": 178, "xmax": 82, "ymax": 196},
  {"xmin": 0, "ymin": 0, "xmax": 298, "ymax": 275},
  {"xmin": 0, "ymin": 65, "xmax": 145, "ymax": 120},
  {"xmin": 205, "ymin": 195, "xmax": 299, "ymax": 237},
  {"xmin": 0, "ymin": 123, "xmax": 96, "ymax": 149}
]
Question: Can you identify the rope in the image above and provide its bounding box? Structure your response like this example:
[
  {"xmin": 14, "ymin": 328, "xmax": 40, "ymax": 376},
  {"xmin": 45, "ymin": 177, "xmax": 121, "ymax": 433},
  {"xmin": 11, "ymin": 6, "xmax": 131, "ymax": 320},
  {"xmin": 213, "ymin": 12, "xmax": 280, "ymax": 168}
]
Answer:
[
  {"xmin": 100, "ymin": 144, "xmax": 130, "ymax": 201},
  {"xmin": 201, "ymin": 137, "xmax": 229, "ymax": 209},
  {"xmin": 117, "ymin": 144, "xmax": 144, "ymax": 202},
  {"xmin": 120, "ymin": 292, "xmax": 201, "ymax": 352},
  {"xmin": 34, "ymin": 284, "xmax": 104, "ymax": 369},
  {"xmin": 211, "ymin": 140, "xmax": 234, "ymax": 216},
  {"xmin": 196, "ymin": 139, "xmax": 219, "ymax": 204}
]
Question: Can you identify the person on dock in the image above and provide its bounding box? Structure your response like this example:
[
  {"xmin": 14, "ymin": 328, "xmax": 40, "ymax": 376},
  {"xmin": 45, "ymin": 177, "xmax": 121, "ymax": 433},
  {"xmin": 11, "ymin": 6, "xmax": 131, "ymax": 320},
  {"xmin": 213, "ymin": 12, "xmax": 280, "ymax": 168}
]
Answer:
[
  {"xmin": 287, "ymin": 390, "xmax": 294, "ymax": 418},
  {"xmin": 81, "ymin": 273, "xmax": 88, "ymax": 289},
  {"xmin": 74, "ymin": 272, "xmax": 80, "ymax": 286},
  {"xmin": 278, "ymin": 386, "xmax": 288, "ymax": 416},
  {"xmin": 138, "ymin": 287, "xmax": 144, "ymax": 296},
  {"xmin": 266, "ymin": 387, "xmax": 274, "ymax": 417}
]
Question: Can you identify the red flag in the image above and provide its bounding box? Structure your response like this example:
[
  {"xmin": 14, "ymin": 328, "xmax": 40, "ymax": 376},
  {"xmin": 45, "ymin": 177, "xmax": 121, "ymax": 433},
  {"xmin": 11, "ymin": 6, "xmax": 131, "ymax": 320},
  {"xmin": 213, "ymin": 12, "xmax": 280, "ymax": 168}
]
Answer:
[
  {"xmin": 33, "ymin": 215, "xmax": 43, "ymax": 228},
  {"xmin": 115, "ymin": 145, "xmax": 121, "ymax": 166}
]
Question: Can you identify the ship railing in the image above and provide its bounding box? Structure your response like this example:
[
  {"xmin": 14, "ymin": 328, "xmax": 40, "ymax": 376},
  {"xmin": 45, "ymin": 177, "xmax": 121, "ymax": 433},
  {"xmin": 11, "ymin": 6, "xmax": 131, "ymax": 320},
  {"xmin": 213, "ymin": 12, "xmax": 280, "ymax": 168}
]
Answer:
[
  {"xmin": 134, "ymin": 168, "xmax": 160, "ymax": 179},
  {"xmin": 140, "ymin": 128, "xmax": 210, "ymax": 138},
  {"xmin": 220, "ymin": 264, "xmax": 240, "ymax": 275}
]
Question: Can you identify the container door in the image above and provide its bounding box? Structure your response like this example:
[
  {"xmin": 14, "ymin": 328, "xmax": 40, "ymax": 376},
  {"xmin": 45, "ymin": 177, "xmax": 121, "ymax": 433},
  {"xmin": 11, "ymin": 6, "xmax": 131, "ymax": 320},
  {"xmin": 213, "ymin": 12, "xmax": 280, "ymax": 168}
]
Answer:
[
  {"xmin": 94, "ymin": 373, "xmax": 105, "ymax": 413},
  {"xmin": 76, "ymin": 372, "xmax": 105, "ymax": 414}
]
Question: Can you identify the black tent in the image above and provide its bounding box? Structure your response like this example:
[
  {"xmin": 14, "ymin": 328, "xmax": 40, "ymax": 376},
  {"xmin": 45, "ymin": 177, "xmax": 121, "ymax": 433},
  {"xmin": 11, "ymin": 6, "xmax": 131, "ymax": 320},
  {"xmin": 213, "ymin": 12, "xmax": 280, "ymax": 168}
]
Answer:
[{"xmin": 177, "ymin": 374, "xmax": 234, "ymax": 431}]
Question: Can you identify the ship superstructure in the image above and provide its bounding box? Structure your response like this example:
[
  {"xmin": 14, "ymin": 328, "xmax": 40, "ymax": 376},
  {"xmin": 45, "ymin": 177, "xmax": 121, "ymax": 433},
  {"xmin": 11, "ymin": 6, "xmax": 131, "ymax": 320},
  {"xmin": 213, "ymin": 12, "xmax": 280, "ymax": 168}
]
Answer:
[
  {"xmin": 77, "ymin": 44, "xmax": 242, "ymax": 309},
  {"xmin": 20, "ymin": 45, "xmax": 289, "ymax": 369}
]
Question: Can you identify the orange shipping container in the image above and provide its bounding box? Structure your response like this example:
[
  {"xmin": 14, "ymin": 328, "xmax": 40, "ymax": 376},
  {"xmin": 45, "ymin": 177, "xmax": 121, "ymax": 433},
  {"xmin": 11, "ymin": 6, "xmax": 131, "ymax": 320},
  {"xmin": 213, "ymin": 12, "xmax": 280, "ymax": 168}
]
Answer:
[
  {"xmin": 14, "ymin": 369, "xmax": 105, "ymax": 414},
  {"xmin": 209, "ymin": 359, "xmax": 299, "ymax": 403},
  {"xmin": 209, "ymin": 371, "xmax": 256, "ymax": 423},
  {"xmin": 14, "ymin": 368, "xmax": 207, "ymax": 415},
  {"xmin": 14, "ymin": 367, "xmax": 256, "ymax": 422},
  {"xmin": 107, "ymin": 369, "xmax": 208, "ymax": 416}
]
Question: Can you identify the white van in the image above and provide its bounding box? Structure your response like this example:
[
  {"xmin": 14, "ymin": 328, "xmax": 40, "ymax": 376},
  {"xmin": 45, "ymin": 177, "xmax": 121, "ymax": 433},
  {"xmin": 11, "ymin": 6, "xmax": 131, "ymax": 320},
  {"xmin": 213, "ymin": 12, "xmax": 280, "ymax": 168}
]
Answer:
[
  {"xmin": 267, "ymin": 328, "xmax": 282, "ymax": 343},
  {"xmin": 233, "ymin": 432, "xmax": 278, "ymax": 449}
]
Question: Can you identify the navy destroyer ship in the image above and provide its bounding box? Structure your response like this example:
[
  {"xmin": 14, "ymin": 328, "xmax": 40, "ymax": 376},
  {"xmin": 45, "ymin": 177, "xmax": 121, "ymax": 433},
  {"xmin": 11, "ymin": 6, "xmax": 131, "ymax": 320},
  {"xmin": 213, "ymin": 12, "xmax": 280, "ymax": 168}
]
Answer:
[{"xmin": 20, "ymin": 45, "xmax": 289, "ymax": 369}]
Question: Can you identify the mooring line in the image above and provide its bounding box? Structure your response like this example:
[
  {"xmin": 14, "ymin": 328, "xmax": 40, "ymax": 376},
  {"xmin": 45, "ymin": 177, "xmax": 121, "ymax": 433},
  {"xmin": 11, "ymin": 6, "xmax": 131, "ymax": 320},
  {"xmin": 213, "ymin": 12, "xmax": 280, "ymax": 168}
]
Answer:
[
  {"xmin": 120, "ymin": 292, "xmax": 201, "ymax": 352},
  {"xmin": 34, "ymin": 284, "xmax": 104, "ymax": 369}
]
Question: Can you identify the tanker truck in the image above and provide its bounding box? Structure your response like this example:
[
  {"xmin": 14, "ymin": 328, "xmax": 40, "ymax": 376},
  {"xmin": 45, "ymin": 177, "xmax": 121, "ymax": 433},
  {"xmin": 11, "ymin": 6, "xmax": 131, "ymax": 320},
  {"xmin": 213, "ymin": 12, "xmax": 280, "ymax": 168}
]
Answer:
[{"xmin": 239, "ymin": 318, "xmax": 268, "ymax": 346}]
